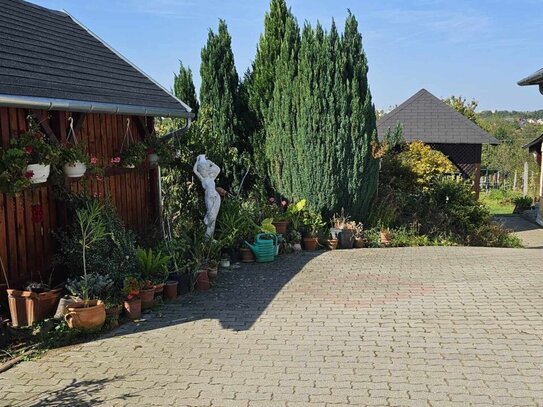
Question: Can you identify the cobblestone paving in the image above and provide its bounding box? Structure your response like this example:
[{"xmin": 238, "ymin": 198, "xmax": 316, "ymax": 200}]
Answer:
[{"xmin": 2, "ymin": 247, "xmax": 543, "ymax": 406}]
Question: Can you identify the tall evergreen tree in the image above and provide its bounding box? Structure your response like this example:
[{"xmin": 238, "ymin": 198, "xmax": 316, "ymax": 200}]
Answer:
[
  {"xmin": 245, "ymin": 0, "xmax": 294, "ymax": 190},
  {"xmin": 199, "ymin": 19, "xmax": 246, "ymax": 189},
  {"xmin": 173, "ymin": 62, "xmax": 199, "ymax": 117}
]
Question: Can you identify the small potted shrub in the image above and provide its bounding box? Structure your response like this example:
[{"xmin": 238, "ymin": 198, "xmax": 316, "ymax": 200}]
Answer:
[
  {"xmin": 136, "ymin": 247, "xmax": 172, "ymax": 299},
  {"xmin": 267, "ymin": 197, "xmax": 289, "ymax": 234},
  {"xmin": 302, "ymin": 210, "xmax": 325, "ymax": 251},
  {"xmin": 331, "ymin": 210, "xmax": 355, "ymax": 249},
  {"xmin": 63, "ymin": 201, "xmax": 108, "ymax": 331},
  {"xmin": 289, "ymin": 230, "xmax": 302, "ymax": 251},
  {"xmin": 353, "ymin": 222, "xmax": 365, "ymax": 248},
  {"xmin": 59, "ymin": 142, "xmax": 89, "ymax": 178},
  {"xmin": 122, "ymin": 276, "xmax": 142, "ymax": 320}
]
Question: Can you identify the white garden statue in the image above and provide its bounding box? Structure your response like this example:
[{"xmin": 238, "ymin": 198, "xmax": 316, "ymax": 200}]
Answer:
[{"xmin": 193, "ymin": 155, "xmax": 222, "ymax": 238}]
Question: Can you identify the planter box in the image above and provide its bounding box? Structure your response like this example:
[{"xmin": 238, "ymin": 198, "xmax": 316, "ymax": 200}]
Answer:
[{"xmin": 7, "ymin": 288, "xmax": 62, "ymax": 327}]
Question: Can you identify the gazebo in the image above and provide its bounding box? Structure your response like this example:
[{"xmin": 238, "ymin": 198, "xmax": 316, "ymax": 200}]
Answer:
[
  {"xmin": 0, "ymin": 0, "xmax": 193, "ymax": 293},
  {"xmin": 377, "ymin": 89, "xmax": 499, "ymax": 197}
]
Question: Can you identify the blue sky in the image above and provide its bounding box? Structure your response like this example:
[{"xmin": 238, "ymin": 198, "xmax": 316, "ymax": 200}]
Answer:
[{"xmin": 34, "ymin": 0, "xmax": 543, "ymax": 111}]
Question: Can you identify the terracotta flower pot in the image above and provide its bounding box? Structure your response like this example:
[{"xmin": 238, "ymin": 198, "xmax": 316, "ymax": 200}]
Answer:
[
  {"xmin": 207, "ymin": 265, "xmax": 218, "ymax": 280},
  {"xmin": 240, "ymin": 247, "xmax": 255, "ymax": 263},
  {"xmin": 354, "ymin": 237, "xmax": 365, "ymax": 248},
  {"xmin": 154, "ymin": 283, "xmax": 164, "ymax": 297},
  {"xmin": 196, "ymin": 270, "xmax": 210, "ymax": 291},
  {"xmin": 380, "ymin": 231, "xmax": 391, "ymax": 247},
  {"xmin": 325, "ymin": 239, "xmax": 338, "ymax": 250},
  {"xmin": 163, "ymin": 281, "xmax": 178, "ymax": 300},
  {"xmin": 123, "ymin": 297, "xmax": 141, "ymax": 320},
  {"xmin": 303, "ymin": 237, "xmax": 318, "ymax": 251},
  {"xmin": 7, "ymin": 288, "xmax": 61, "ymax": 327},
  {"xmin": 272, "ymin": 220, "xmax": 289, "ymax": 235},
  {"xmin": 64, "ymin": 300, "xmax": 106, "ymax": 331},
  {"xmin": 140, "ymin": 287, "xmax": 155, "ymax": 310}
]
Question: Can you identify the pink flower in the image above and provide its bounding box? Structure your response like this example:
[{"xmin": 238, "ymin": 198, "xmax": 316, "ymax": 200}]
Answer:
[
  {"xmin": 24, "ymin": 146, "xmax": 33, "ymax": 155},
  {"xmin": 110, "ymin": 156, "xmax": 121, "ymax": 164},
  {"xmin": 90, "ymin": 156, "xmax": 98, "ymax": 165},
  {"xmin": 269, "ymin": 197, "xmax": 275, "ymax": 203},
  {"xmin": 281, "ymin": 200, "xmax": 287, "ymax": 207},
  {"xmin": 24, "ymin": 170, "xmax": 34, "ymax": 179}
]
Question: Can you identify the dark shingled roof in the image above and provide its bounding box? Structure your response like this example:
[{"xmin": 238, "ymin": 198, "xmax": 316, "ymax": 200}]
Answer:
[
  {"xmin": 377, "ymin": 89, "xmax": 499, "ymax": 145},
  {"xmin": 0, "ymin": 0, "xmax": 192, "ymax": 117},
  {"xmin": 518, "ymin": 68, "xmax": 543, "ymax": 86}
]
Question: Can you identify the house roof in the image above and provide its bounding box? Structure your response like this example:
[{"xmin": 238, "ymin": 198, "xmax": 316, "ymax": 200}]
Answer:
[
  {"xmin": 523, "ymin": 133, "xmax": 543, "ymax": 152},
  {"xmin": 377, "ymin": 89, "xmax": 499, "ymax": 145},
  {"xmin": 518, "ymin": 68, "xmax": 543, "ymax": 86},
  {"xmin": 0, "ymin": 0, "xmax": 192, "ymax": 118}
]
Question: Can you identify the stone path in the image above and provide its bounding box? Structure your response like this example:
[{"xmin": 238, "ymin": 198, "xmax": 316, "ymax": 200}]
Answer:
[
  {"xmin": 496, "ymin": 215, "xmax": 543, "ymax": 248},
  {"xmin": 2, "ymin": 246, "xmax": 543, "ymax": 406}
]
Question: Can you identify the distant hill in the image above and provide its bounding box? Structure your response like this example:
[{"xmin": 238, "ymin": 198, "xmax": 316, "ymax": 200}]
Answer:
[{"xmin": 478, "ymin": 110, "xmax": 543, "ymax": 120}]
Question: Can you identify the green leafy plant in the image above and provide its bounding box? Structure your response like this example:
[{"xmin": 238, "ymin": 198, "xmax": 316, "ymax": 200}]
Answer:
[
  {"xmin": 112, "ymin": 142, "xmax": 146, "ymax": 168},
  {"xmin": 0, "ymin": 147, "xmax": 31, "ymax": 193},
  {"xmin": 59, "ymin": 142, "xmax": 90, "ymax": 166},
  {"xmin": 303, "ymin": 209, "xmax": 325, "ymax": 238},
  {"xmin": 65, "ymin": 273, "xmax": 113, "ymax": 302},
  {"xmin": 144, "ymin": 136, "xmax": 175, "ymax": 166},
  {"xmin": 260, "ymin": 218, "xmax": 276, "ymax": 234},
  {"xmin": 288, "ymin": 230, "xmax": 302, "ymax": 244},
  {"xmin": 136, "ymin": 247, "xmax": 172, "ymax": 284},
  {"xmin": 10, "ymin": 118, "xmax": 57, "ymax": 165},
  {"xmin": 122, "ymin": 276, "xmax": 143, "ymax": 300},
  {"xmin": 76, "ymin": 201, "xmax": 109, "ymax": 304},
  {"xmin": 285, "ymin": 199, "xmax": 307, "ymax": 231}
]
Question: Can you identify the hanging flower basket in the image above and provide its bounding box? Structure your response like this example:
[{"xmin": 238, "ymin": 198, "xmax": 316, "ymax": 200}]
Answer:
[{"xmin": 25, "ymin": 163, "xmax": 50, "ymax": 184}]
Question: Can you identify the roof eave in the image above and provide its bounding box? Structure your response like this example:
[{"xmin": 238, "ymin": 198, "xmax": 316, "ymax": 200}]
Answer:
[
  {"xmin": 0, "ymin": 94, "xmax": 194, "ymax": 118},
  {"xmin": 518, "ymin": 69, "xmax": 543, "ymax": 86}
]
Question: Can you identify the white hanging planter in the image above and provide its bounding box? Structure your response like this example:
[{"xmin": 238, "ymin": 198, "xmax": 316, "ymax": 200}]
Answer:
[
  {"xmin": 63, "ymin": 161, "xmax": 87, "ymax": 178},
  {"xmin": 123, "ymin": 164, "xmax": 136, "ymax": 169},
  {"xmin": 26, "ymin": 164, "xmax": 50, "ymax": 184},
  {"xmin": 148, "ymin": 153, "xmax": 159, "ymax": 167}
]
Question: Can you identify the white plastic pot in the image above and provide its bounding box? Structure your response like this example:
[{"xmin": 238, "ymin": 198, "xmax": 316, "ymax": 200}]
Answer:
[
  {"xmin": 26, "ymin": 164, "xmax": 50, "ymax": 184},
  {"xmin": 63, "ymin": 161, "xmax": 87, "ymax": 178},
  {"xmin": 148, "ymin": 153, "xmax": 159, "ymax": 167}
]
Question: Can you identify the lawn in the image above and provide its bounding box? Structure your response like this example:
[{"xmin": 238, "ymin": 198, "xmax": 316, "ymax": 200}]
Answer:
[{"xmin": 480, "ymin": 191, "xmax": 515, "ymax": 215}]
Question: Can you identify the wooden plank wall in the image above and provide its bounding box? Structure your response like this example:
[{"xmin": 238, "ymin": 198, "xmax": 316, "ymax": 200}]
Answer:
[{"xmin": 0, "ymin": 108, "xmax": 158, "ymax": 292}]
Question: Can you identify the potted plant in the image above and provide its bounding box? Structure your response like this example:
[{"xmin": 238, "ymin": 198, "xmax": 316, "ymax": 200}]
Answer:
[
  {"xmin": 144, "ymin": 136, "xmax": 174, "ymax": 168},
  {"xmin": 122, "ymin": 276, "xmax": 142, "ymax": 320},
  {"xmin": 353, "ymin": 222, "xmax": 365, "ymax": 248},
  {"xmin": 8, "ymin": 118, "xmax": 57, "ymax": 185},
  {"xmin": 289, "ymin": 230, "xmax": 302, "ymax": 251},
  {"xmin": 331, "ymin": 210, "xmax": 355, "ymax": 249},
  {"xmin": 323, "ymin": 230, "xmax": 338, "ymax": 250},
  {"xmin": 0, "ymin": 147, "xmax": 33, "ymax": 194},
  {"xmin": 59, "ymin": 142, "xmax": 89, "ymax": 178},
  {"xmin": 136, "ymin": 247, "xmax": 171, "ymax": 306},
  {"xmin": 163, "ymin": 280, "xmax": 178, "ymax": 300},
  {"xmin": 112, "ymin": 141, "xmax": 146, "ymax": 169},
  {"xmin": 267, "ymin": 197, "xmax": 289, "ymax": 234},
  {"xmin": 63, "ymin": 201, "xmax": 108, "ymax": 331},
  {"xmin": 302, "ymin": 210, "xmax": 325, "ymax": 251},
  {"xmin": 6, "ymin": 282, "xmax": 62, "ymax": 328},
  {"xmin": 380, "ymin": 228, "xmax": 392, "ymax": 247}
]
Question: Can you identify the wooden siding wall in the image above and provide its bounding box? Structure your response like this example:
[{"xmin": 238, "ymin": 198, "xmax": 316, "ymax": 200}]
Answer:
[{"xmin": 0, "ymin": 108, "xmax": 158, "ymax": 292}]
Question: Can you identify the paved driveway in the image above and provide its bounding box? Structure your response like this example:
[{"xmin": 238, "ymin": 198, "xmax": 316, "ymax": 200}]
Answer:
[{"xmin": 2, "ymin": 247, "xmax": 543, "ymax": 406}]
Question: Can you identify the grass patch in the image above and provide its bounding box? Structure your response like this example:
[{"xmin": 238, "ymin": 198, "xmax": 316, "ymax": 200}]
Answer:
[{"xmin": 480, "ymin": 191, "xmax": 515, "ymax": 215}]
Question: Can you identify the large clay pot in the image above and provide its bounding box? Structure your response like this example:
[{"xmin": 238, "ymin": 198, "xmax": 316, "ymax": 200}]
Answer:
[
  {"xmin": 7, "ymin": 288, "xmax": 61, "ymax": 327},
  {"xmin": 240, "ymin": 247, "xmax": 255, "ymax": 263},
  {"xmin": 123, "ymin": 298, "xmax": 141, "ymax": 320},
  {"xmin": 63, "ymin": 161, "xmax": 87, "ymax": 178},
  {"xmin": 26, "ymin": 164, "xmax": 50, "ymax": 184},
  {"xmin": 272, "ymin": 220, "xmax": 289, "ymax": 235},
  {"xmin": 64, "ymin": 300, "xmax": 106, "ymax": 331},
  {"xmin": 303, "ymin": 237, "xmax": 318, "ymax": 251},
  {"xmin": 140, "ymin": 287, "xmax": 155, "ymax": 310},
  {"xmin": 163, "ymin": 281, "xmax": 178, "ymax": 300},
  {"xmin": 196, "ymin": 270, "xmax": 210, "ymax": 291}
]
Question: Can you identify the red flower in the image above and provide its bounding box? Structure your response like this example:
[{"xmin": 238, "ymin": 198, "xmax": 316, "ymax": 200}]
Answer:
[
  {"xmin": 24, "ymin": 146, "xmax": 33, "ymax": 155},
  {"xmin": 90, "ymin": 156, "xmax": 98, "ymax": 165},
  {"xmin": 24, "ymin": 170, "xmax": 34, "ymax": 179}
]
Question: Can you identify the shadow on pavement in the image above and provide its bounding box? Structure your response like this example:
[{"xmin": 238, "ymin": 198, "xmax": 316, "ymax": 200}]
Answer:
[{"xmin": 103, "ymin": 251, "xmax": 321, "ymax": 338}]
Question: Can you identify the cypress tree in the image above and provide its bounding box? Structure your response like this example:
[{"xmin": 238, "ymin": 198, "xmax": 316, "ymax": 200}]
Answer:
[
  {"xmin": 173, "ymin": 62, "xmax": 199, "ymax": 117},
  {"xmin": 199, "ymin": 19, "xmax": 245, "ymax": 188},
  {"xmin": 245, "ymin": 0, "xmax": 294, "ymax": 190}
]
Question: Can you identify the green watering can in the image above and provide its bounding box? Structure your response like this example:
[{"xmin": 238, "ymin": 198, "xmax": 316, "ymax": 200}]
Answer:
[{"xmin": 245, "ymin": 233, "xmax": 277, "ymax": 263}]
